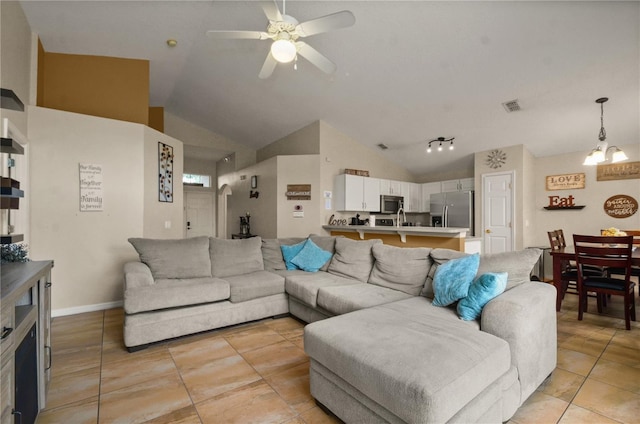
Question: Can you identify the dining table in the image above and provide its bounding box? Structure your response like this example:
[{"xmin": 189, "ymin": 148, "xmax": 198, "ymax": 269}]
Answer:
[{"xmin": 550, "ymin": 246, "xmax": 640, "ymax": 311}]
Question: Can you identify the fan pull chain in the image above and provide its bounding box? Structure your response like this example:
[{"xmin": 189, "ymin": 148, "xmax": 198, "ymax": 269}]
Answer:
[{"xmin": 294, "ymin": 55, "xmax": 298, "ymax": 70}]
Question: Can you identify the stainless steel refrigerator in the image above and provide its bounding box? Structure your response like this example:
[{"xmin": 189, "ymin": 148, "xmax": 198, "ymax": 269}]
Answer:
[{"xmin": 430, "ymin": 191, "xmax": 474, "ymax": 235}]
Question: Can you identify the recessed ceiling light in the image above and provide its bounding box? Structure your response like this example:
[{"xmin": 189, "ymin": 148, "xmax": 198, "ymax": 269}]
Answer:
[{"xmin": 166, "ymin": 39, "xmax": 178, "ymax": 47}]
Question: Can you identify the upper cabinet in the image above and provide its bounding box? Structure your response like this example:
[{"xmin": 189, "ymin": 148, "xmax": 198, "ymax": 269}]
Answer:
[
  {"xmin": 421, "ymin": 182, "xmax": 441, "ymax": 212},
  {"xmin": 401, "ymin": 182, "xmax": 422, "ymax": 212},
  {"xmin": 334, "ymin": 174, "xmax": 381, "ymax": 212},
  {"xmin": 441, "ymin": 178, "xmax": 475, "ymax": 192},
  {"xmin": 379, "ymin": 179, "xmax": 403, "ymax": 196}
]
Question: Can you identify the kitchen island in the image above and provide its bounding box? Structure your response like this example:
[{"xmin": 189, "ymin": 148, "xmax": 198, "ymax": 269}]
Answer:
[{"xmin": 322, "ymin": 225, "xmax": 469, "ymax": 251}]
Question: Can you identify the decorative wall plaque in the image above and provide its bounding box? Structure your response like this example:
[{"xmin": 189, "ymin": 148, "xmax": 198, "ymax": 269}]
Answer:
[
  {"xmin": 597, "ymin": 161, "xmax": 640, "ymax": 181},
  {"xmin": 158, "ymin": 142, "xmax": 174, "ymax": 202},
  {"xmin": 545, "ymin": 173, "xmax": 585, "ymax": 191},
  {"xmin": 603, "ymin": 194, "xmax": 638, "ymax": 218},
  {"xmin": 79, "ymin": 163, "xmax": 103, "ymax": 211},
  {"xmin": 286, "ymin": 184, "xmax": 311, "ymax": 200}
]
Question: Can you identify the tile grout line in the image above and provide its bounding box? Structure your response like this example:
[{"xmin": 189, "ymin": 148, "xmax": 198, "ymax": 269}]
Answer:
[{"xmin": 166, "ymin": 342, "xmax": 205, "ymax": 424}]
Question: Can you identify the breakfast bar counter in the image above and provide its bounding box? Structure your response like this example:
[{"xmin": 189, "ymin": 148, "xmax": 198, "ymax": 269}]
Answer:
[{"xmin": 322, "ymin": 225, "xmax": 469, "ymax": 251}]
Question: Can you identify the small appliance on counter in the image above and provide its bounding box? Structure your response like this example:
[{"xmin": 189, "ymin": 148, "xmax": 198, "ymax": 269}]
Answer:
[
  {"xmin": 349, "ymin": 214, "xmax": 367, "ymax": 225},
  {"xmin": 375, "ymin": 218, "xmax": 394, "ymax": 227}
]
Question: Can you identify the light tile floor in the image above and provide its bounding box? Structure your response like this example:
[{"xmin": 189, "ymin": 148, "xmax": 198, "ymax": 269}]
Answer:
[{"xmin": 37, "ymin": 286, "xmax": 640, "ymax": 424}]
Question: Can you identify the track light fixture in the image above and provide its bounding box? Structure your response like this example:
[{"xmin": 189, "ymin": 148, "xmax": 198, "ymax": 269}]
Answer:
[{"xmin": 426, "ymin": 137, "xmax": 455, "ymax": 154}]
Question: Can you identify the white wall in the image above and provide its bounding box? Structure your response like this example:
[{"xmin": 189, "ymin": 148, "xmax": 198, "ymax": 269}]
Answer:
[
  {"xmin": 28, "ymin": 107, "xmax": 183, "ymax": 311},
  {"xmin": 276, "ymin": 155, "xmax": 321, "ymax": 237},
  {"xmin": 257, "ymin": 121, "xmax": 320, "ymax": 162}
]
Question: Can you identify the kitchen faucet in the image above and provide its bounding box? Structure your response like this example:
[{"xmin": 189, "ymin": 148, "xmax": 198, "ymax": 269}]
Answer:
[{"xmin": 396, "ymin": 205, "xmax": 406, "ymax": 227}]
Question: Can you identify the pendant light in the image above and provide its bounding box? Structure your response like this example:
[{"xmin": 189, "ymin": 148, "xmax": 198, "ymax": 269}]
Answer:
[{"xmin": 583, "ymin": 97, "xmax": 628, "ymax": 165}]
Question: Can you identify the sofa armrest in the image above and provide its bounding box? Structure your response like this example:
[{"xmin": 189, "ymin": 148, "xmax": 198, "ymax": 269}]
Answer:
[
  {"xmin": 481, "ymin": 281, "xmax": 557, "ymax": 403},
  {"xmin": 124, "ymin": 261, "xmax": 154, "ymax": 290}
]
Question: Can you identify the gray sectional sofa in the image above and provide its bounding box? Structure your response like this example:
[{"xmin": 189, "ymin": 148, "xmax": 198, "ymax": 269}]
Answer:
[{"xmin": 124, "ymin": 234, "xmax": 557, "ymax": 423}]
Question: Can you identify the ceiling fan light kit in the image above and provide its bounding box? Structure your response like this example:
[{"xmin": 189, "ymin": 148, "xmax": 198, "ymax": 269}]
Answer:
[
  {"xmin": 583, "ymin": 97, "xmax": 628, "ymax": 166},
  {"xmin": 205, "ymin": 0, "xmax": 355, "ymax": 78}
]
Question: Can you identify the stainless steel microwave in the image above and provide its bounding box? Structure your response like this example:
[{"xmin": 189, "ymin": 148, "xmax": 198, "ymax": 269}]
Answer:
[{"xmin": 379, "ymin": 195, "xmax": 404, "ymax": 214}]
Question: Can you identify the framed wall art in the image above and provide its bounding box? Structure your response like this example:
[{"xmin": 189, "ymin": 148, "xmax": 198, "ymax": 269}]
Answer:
[{"xmin": 158, "ymin": 142, "xmax": 174, "ymax": 202}]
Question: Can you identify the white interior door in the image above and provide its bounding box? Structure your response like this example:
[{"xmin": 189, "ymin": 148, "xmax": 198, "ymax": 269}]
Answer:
[
  {"xmin": 482, "ymin": 171, "xmax": 514, "ymax": 253},
  {"xmin": 185, "ymin": 191, "xmax": 214, "ymax": 238}
]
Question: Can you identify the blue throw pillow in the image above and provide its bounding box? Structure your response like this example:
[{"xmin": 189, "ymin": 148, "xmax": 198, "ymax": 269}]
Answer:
[
  {"xmin": 457, "ymin": 272, "xmax": 508, "ymax": 321},
  {"xmin": 291, "ymin": 238, "xmax": 333, "ymax": 272},
  {"xmin": 432, "ymin": 253, "xmax": 480, "ymax": 306},
  {"xmin": 280, "ymin": 240, "xmax": 307, "ymax": 270}
]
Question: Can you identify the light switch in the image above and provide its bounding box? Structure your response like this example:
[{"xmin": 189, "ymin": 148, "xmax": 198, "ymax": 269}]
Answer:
[{"xmin": 165, "ymin": 220, "xmax": 172, "ymax": 229}]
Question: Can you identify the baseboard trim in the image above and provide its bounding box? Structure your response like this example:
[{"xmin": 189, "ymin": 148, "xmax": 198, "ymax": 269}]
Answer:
[{"xmin": 52, "ymin": 300, "xmax": 123, "ymax": 318}]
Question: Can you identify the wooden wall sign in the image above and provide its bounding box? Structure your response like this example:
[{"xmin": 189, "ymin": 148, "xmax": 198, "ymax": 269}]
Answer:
[
  {"xmin": 543, "ymin": 194, "xmax": 585, "ymax": 210},
  {"xmin": 597, "ymin": 161, "xmax": 640, "ymax": 181},
  {"xmin": 603, "ymin": 194, "xmax": 638, "ymax": 218},
  {"xmin": 286, "ymin": 184, "xmax": 311, "ymax": 200},
  {"xmin": 545, "ymin": 173, "xmax": 585, "ymax": 191}
]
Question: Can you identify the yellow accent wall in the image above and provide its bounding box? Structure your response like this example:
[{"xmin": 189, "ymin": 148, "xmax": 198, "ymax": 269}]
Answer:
[
  {"xmin": 41, "ymin": 52, "xmax": 149, "ymax": 125},
  {"xmin": 148, "ymin": 107, "xmax": 164, "ymax": 132}
]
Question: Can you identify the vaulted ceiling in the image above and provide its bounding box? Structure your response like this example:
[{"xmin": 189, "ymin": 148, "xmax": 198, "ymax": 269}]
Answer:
[{"xmin": 21, "ymin": 1, "xmax": 640, "ymax": 177}]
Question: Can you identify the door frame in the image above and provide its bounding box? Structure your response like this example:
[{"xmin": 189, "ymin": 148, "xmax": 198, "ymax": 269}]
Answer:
[{"xmin": 481, "ymin": 170, "xmax": 516, "ymax": 253}]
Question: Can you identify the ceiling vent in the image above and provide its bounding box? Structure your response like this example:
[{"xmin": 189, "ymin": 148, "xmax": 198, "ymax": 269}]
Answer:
[
  {"xmin": 502, "ymin": 99, "xmax": 521, "ymax": 113},
  {"xmin": 377, "ymin": 143, "xmax": 389, "ymax": 150}
]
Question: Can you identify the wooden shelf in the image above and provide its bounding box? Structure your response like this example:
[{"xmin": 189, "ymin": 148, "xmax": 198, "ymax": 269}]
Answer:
[
  {"xmin": 0, "ymin": 137, "xmax": 24, "ymax": 155},
  {"xmin": 0, "ymin": 234, "xmax": 24, "ymax": 244},
  {"xmin": 543, "ymin": 206, "xmax": 585, "ymax": 210},
  {"xmin": 0, "ymin": 88, "xmax": 25, "ymax": 112}
]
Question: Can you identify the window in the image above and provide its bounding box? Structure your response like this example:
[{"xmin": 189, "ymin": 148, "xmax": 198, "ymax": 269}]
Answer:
[{"xmin": 183, "ymin": 174, "xmax": 211, "ymax": 188}]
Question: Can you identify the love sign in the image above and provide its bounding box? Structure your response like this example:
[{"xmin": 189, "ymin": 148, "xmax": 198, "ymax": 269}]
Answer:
[{"xmin": 546, "ymin": 173, "xmax": 585, "ymax": 191}]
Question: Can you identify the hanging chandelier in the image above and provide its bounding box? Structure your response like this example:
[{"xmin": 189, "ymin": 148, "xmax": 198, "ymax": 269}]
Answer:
[{"xmin": 583, "ymin": 97, "xmax": 628, "ymax": 166}]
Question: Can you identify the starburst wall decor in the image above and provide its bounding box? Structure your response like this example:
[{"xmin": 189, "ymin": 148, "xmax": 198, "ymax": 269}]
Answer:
[
  {"xmin": 159, "ymin": 142, "xmax": 174, "ymax": 202},
  {"xmin": 486, "ymin": 149, "xmax": 507, "ymax": 169}
]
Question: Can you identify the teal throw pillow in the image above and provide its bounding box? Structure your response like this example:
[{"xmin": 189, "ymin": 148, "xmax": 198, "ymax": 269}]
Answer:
[
  {"xmin": 280, "ymin": 240, "xmax": 306, "ymax": 270},
  {"xmin": 432, "ymin": 253, "xmax": 480, "ymax": 306},
  {"xmin": 291, "ymin": 239, "xmax": 333, "ymax": 272},
  {"xmin": 457, "ymin": 272, "xmax": 508, "ymax": 321}
]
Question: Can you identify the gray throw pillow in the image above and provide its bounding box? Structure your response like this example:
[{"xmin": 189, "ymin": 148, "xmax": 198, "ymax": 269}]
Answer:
[
  {"xmin": 477, "ymin": 248, "xmax": 542, "ymax": 291},
  {"xmin": 262, "ymin": 237, "xmax": 307, "ymax": 271},
  {"xmin": 420, "ymin": 248, "xmax": 469, "ymax": 298},
  {"xmin": 128, "ymin": 236, "xmax": 212, "ymax": 280},
  {"xmin": 210, "ymin": 236, "xmax": 264, "ymax": 278},
  {"xmin": 369, "ymin": 244, "xmax": 432, "ymax": 295},
  {"xmin": 327, "ymin": 238, "xmax": 382, "ymax": 282}
]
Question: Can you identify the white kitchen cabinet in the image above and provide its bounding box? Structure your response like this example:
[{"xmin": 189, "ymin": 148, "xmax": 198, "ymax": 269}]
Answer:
[
  {"xmin": 334, "ymin": 174, "xmax": 381, "ymax": 212},
  {"xmin": 421, "ymin": 182, "xmax": 441, "ymax": 212},
  {"xmin": 379, "ymin": 179, "xmax": 402, "ymax": 196},
  {"xmin": 401, "ymin": 182, "xmax": 422, "ymax": 212},
  {"xmin": 441, "ymin": 178, "xmax": 475, "ymax": 192}
]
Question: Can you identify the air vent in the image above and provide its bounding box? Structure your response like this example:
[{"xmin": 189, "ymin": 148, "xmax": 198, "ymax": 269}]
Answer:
[
  {"xmin": 502, "ymin": 99, "xmax": 521, "ymax": 113},
  {"xmin": 377, "ymin": 143, "xmax": 389, "ymax": 150}
]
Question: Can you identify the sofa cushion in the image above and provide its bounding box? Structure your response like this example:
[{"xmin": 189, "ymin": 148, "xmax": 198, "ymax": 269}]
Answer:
[
  {"xmin": 285, "ymin": 272, "xmax": 362, "ymax": 308},
  {"xmin": 128, "ymin": 236, "xmax": 212, "ymax": 280},
  {"xmin": 210, "ymin": 236, "xmax": 264, "ymax": 278},
  {"xmin": 291, "ymin": 238, "xmax": 333, "ymax": 272},
  {"xmin": 368, "ymin": 244, "xmax": 432, "ymax": 295},
  {"xmin": 224, "ymin": 270, "xmax": 285, "ymax": 303},
  {"xmin": 420, "ymin": 248, "xmax": 469, "ymax": 298},
  {"xmin": 458, "ymin": 272, "xmax": 508, "ymax": 321},
  {"xmin": 304, "ymin": 297, "xmax": 509, "ymax": 424},
  {"xmin": 309, "ymin": 235, "xmax": 339, "ymax": 271},
  {"xmin": 316, "ymin": 284, "xmax": 413, "ymax": 315},
  {"xmin": 432, "ymin": 253, "xmax": 480, "ymax": 306},
  {"xmin": 477, "ymin": 249, "xmax": 542, "ymax": 291},
  {"xmin": 327, "ymin": 238, "xmax": 382, "ymax": 282},
  {"xmin": 262, "ymin": 237, "xmax": 306, "ymax": 271},
  {"xmin": 124, "ymin": 277, "xmax": 229, "ymax": 314}
]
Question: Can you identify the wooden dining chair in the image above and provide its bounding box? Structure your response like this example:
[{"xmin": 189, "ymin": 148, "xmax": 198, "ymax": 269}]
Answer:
[
  {"xmin": 548, "ymin": 229, "xmax": 603, "ymax": 298},
  {"xmin": 573, "ymin": 234, "xmax": 636, "ymax": 330},
  {"xmin": 606, "ymin": 230, "xmax": 640, "ymax": 281}
]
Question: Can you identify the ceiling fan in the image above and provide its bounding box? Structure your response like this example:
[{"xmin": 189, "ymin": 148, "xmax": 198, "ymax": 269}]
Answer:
[{"xmin": 206, "ymin": 0, "xmax": 355, "ymax": 79}]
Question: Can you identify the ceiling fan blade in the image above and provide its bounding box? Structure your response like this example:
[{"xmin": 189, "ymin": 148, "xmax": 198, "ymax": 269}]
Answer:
[
  {"xmin": 261, "ymin": 0, "xmax": 282, "ymax": 22},
  {"xmin": 206, "ymin": 30, "xmax": 270, "ymax": 40},
  {"xmin": 295, "ymin": 10, "xmax": 355, "ymax": 37},
  {"xmin": 259, "ymin": 53, "xmax": 278, "ymax": 79},
  {"xmin": 296, "ymin": 41, "xmax": 337, "ymax": 74}
]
